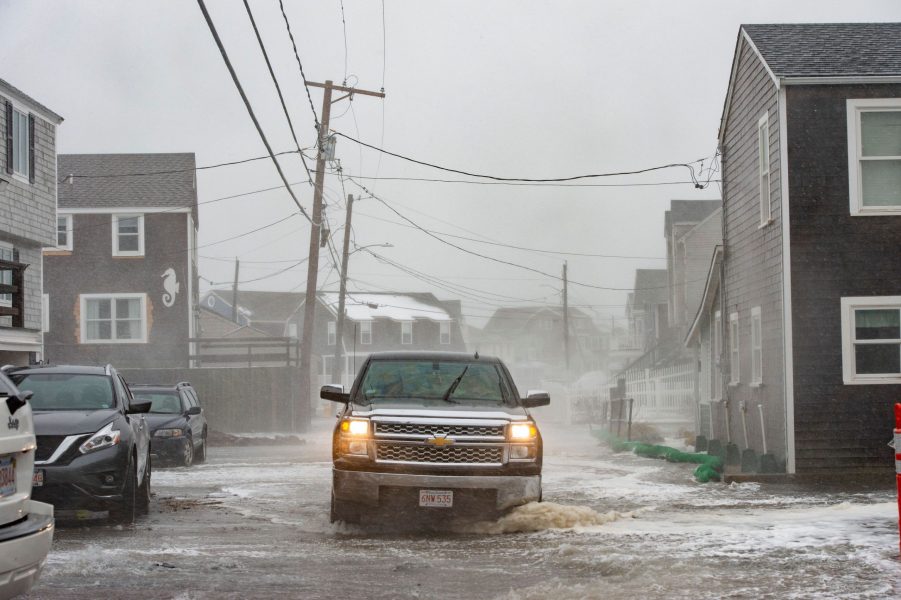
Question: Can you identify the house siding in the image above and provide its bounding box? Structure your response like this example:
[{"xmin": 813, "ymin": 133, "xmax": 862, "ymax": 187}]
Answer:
[
  {"xmin": 786, "ymin": 83, "xmax": 901, "ymax": 472},
  {"xmin": 43, "ymin": 212, "xmax": 192, "ymax": 368},
  {"xmin": 720, "ymin": 36, "xmax": 787, "ymax": 465}
]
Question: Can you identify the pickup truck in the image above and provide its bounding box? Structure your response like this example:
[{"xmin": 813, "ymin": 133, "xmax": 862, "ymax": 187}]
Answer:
[
  {"xmin": 322, "ymin": 351, "xmax": 549, "ymax": 524},
  {"xmin": 0, "ymin": 370, "xmax": 54, "ymax": 599}
]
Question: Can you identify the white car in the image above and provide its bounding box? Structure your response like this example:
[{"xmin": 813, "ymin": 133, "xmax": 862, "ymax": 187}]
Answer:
[{"xmin": 0, "ymin": 370, "xmax": 54, "ymax": 600}]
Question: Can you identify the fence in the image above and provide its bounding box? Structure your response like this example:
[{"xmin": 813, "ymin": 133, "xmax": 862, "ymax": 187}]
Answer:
[
  {"xmin": 121, "ymin": 365, "xmax": 309, "ymax": 433},
  {"xmin": 190, "ymin": 337, "xmax": 299, "ymax": 368}
]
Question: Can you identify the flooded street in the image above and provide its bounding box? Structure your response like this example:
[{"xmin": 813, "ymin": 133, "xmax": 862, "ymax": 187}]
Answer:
[{"xmin": 23, "ymin": 420, "xmax": 900, "ymax": 600}]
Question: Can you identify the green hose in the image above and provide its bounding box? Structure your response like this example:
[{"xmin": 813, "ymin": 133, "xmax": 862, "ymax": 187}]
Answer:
[{"xmin": 592, "ymin": 429, "xmax": 723, "ymax": 483}]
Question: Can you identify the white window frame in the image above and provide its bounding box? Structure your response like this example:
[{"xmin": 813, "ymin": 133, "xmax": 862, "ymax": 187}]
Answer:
[
  {"xmin": 847, "ymin": 98, "xmax": 901, "ymax": 216},
  {"xmin": 0, "ymin": 242, "xmax": 13, "ymax": 308},
  {"xmin": 360, "ymin": 321, "xmax": 372, "ymax": 345},
  {"xmin": 401, "ymin": 321, "xmax": 413, "ymax": 345},
  {"xmin": 840, "ymin": 296, "xmax": 901, "ymax": 384},
  {"xmin": 56, "ymin": 213, "xmax": 73, "ymax": 251},
  {"xmin": 79, "ymin": 293, "xmax": 148, "ymax": 344},
  {"xmin": 729, "ymin": 312, "xmax": 740, "ymax": 385},
  {"xmin": 758, "ymin": 113, "xmax": 772, "ymax": 226},
  {"xmin": 10, "ymin": 105, "xmax": 29, "ymax": 182},
  {"xmin": 327, "ymin": 321, "xmax": 336, "ymax": 346},
  {"xmin": 750, "ymin": 307, "xmax": 763, "ymax": 386},
  {"xmin": 112, "ymin": 214, "xmax": 145, "ymax": 257},
  {"xmin": 712, "ymin": 309, "xmax": 722, "ymax": 399},
  {"xmin": 439, "ymin": 321, "xmax": 451, "ymax": 345},
  {"xmin": 42, "ymin": 293, "xmax": 49, "ymax": 333}
]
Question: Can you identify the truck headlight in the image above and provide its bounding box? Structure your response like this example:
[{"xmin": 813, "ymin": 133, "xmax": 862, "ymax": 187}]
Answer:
[
  {"xmin": 508, "ymin": 422, "xmax": 538, "ymax": 440},
  {"xmin": 339, "ymin": 419, "xmax": 369, "ymax": 436},
  {"xmin": 79, "ymin": 422, "xmax": 121, "ymax": 455}
]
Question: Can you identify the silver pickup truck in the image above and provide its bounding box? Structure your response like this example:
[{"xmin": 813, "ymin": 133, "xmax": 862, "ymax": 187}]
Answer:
[{"xmin": 322, "ymin": 351, "xmax": 549, "ymax": 524}]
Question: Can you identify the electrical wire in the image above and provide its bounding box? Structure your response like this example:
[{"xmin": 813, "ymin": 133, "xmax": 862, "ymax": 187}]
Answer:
[
  {"xmin": 277, "ymin": 0, "xmax": 321, "ymax": 132},
  {"xmin": 339, "ymin": 0, "xmax": 348, "ymax": 84},
  {"xmin": 329, "ymin": 174, "xmax": 718, "ymax": 188},
  {"xmin": 205, "ymin": 258, "xmax": 308, "ymax": 286}
]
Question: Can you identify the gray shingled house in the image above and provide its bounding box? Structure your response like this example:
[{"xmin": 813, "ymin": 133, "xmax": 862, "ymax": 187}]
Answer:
[
  {"xmin": 0, "ymin": 79, "xmax": 63, "ymax": 365},
  {"xmin": 43, "ymin": 154, "xmax": 199, "ymax": 368},
  {"xmin": 691, "ymin": 23, "xmax": 901, "ymax": 474}
]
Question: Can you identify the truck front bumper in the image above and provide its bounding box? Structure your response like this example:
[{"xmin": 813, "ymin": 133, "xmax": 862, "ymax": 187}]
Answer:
[{"xmin": 333, "ymin": 468, "xmax": 541, "ymax": 511}]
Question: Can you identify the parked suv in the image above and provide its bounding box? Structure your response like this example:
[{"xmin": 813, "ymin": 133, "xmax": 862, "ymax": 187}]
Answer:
[
  {"xmin": 4, "ymin": 364, "xmax": 152, "ymax": 523},
  {"xmin": 322, "ymin": 351, "xmax": 550, "ymax": 524},
  {"xmin": 131, "ymin": 382, "xmax": 208, "ymax": 467},
  {"xmin": 0, "ymin": 370, "xmax": 54, "ymax": 598}
]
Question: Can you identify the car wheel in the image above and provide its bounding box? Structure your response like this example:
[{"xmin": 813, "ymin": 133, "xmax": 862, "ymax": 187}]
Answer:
[
  {"xmin": 181, "ymin": 436, "xmax": 194, "ymax": 467},
  {"xmin": 110, "ymin": 460, "xmax": 137, "ymax": 524},
  {"xmin": 195, "ymin": 430, "xmax": 207, "ymax": 464},
  {"xmin": 137, "ymin": 453, "xmax": 151, "ymax": 515}
]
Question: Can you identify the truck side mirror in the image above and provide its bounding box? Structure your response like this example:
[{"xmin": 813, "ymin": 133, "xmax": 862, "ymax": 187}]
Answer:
[
  {"xmin": 521, "ymin": 390, "xmax": 550, "ymax": 408},
  {"xmin": 321, "ymin": 384, "xmax": 350, "ymax": 403}
]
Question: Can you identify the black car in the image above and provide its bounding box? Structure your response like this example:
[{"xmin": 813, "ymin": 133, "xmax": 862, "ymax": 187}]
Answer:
[
  {"xmin": 130, "ymin": 382, "xmax": 208, "ymax": 467},
  {"xmin": 4, "ymin": 364, "xmax": 152, "ymax": 523}
]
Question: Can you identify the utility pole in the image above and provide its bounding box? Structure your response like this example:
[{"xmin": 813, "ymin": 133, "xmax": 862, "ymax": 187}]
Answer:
[
  {"xmin": 298, "ymin": 80, "xmax": 385, "ymax": 413},
  {"xmin": 562, "ymin": 261, "xmax": 570, "ymax": 373},
  {"xmin": 334, "ymin": 194, "xmax": 354, "ymax": 386},
  {"xmin": 231, "ymin": 258, "xmax": 240, "ymax": 323}
]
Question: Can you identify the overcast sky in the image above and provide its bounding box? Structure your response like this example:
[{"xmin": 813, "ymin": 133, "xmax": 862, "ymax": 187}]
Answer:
[{"xmin": 2, "ymin": 0, "xmax": 900, "ymax": 328}]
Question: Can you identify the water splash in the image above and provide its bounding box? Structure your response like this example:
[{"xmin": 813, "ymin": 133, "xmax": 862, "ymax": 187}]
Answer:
[{"xmin": 466, "ymin": 501, "xmax": 642, "ymax": 534}]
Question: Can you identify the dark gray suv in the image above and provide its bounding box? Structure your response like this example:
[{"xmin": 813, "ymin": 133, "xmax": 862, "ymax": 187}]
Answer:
[{"xmin": 131, "ymin": 382, "xmax": 208, "ymax": 467}]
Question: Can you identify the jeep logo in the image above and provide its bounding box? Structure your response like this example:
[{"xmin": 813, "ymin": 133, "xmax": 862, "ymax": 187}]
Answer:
[{"xmin": 7, "ymin": 416, "xmax": 19, "ymax": 430}]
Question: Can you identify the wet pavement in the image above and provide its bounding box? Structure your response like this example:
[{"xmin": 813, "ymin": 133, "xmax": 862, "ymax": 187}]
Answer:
[{"xmin": 26, "ymin": 420, "xmax": 901, "ymax": 599}]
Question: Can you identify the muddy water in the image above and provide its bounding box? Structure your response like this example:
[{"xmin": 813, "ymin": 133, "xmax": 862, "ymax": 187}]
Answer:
[{"xmin": 29, "ymin": 419, "xmax": 901, "ymax": 599}]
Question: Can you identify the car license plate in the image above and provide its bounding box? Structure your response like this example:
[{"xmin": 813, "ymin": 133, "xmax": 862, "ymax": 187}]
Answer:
[
  {"xmin": 0, "ymin": 455, "xmax": 15, "ymax": 498},
  {"xmin": 32, "ymin": 469, "xmax": 44, "ymax": 488},
  {"xmin": 419, "ymin": 489, "xmax": 453, "ymax": 508}
]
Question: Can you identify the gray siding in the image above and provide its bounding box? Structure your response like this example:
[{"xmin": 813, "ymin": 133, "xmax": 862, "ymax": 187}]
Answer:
[{"xmin": 720, "ymin": 37, "xmax": 787, "ymax": 465}]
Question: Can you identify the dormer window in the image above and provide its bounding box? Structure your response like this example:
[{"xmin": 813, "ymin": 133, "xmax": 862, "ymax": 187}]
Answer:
[{"xmin": 112, "ymin": 214, "xmax": 144, "ymax": 257}]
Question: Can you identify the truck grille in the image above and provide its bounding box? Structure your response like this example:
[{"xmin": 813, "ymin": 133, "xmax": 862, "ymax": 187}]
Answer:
[
  {"xmin": 374, "ymin": 422, "xmax": 504, "ymax": 438},
  {"xmin": 376, "ymin": 444, "xmax": 503, "ymax": 464}
]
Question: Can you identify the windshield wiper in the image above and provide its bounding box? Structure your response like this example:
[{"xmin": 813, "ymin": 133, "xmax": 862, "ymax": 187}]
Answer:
[{"xmin": 441, "ymin": 365, "xmax": 470, "ymax": 404}]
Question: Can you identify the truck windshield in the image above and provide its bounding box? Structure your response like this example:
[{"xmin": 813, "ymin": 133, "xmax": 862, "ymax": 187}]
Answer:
[
  {"xmin": 11, "ymin": 373, "xmax": 115, "ymax": 411},
  {"xmin": 358, "ymin": 360, "xmax": 508, "ymax": 405}
]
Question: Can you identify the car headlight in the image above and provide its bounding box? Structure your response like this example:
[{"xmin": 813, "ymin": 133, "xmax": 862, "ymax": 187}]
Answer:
[
  {"xmin": 508, "ymin": 422, "xmax": 538, "ymax": 440},
  {"xmin": 79, "ymin": 422, "xmax": 121, "ymax": 455},
  {"xmin": 339, "ymin": 419, "xmax": 369, "ymax": 436},
  {"xmin": 154, "ymin": 428, "xmax": 185, "ymax": 438}
]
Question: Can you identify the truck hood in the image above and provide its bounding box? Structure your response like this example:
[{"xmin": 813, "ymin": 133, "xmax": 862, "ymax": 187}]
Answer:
[
  {"xmin": 32, "ymin": 409, "xmax": 120, "ymax": 436},
  {"xmin": 350, "ymin": 402, "xmax": 529, "ymax": 421}
]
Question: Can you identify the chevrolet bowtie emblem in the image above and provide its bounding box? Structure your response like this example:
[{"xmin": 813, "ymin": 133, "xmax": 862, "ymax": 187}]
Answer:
[{"xmin": 425, "ymin": 435, "xmax": 454, "ymax": 447}]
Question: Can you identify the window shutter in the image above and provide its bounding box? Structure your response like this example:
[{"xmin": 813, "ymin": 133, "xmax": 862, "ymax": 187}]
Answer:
[
  {"xmin": 4, "ymin": 100, "xmax": 12, "ymax": 175},
  {"xmin": 28, "ymin": 114, "xmax": 35, "ymax": 183}
]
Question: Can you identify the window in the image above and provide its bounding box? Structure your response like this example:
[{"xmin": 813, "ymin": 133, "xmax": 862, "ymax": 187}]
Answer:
[
  {"xmin": 80, "ymin": 293, "xmax": 147, "ymax": 343},
  {"xmin": 712, "ymin": 310, "xmax": 722, "ymax": 399},
  {"xmin": 327, "ymin": 321, "xmax": 336, "ymax": 346},
  {"xmin": 847, "ymin": 99, "xmax": 901, "ymax": 215},
  {"xmin": 10, "ymin": 107, "xmax": 29, "ymax": 178},
  {"xmin": 287, "ymin": 323, "xmax": 298, "ymax": 338},
  {"xmin": 56, "ymin": 214, "xmax": 73, "ymax": 250},
  {"xmin": 841, "ymin": 296, "xmax": 901, "ymax": 384},
  {"xmin": 360, "ymin": 321, "xmax": 372, "ymax": 345},
  {"xmin": 401, "ymin": 321, "xmax": 413, "ymax": 345},
  {"xmin": 112, "ymin": 214, "xmax": 145, "ymax": 256},
  {"xmin": 0, "ymin": 244, "xmax": 12, "ymax": 327},
  {"xmin": 440, "ymin": 321, "xmax": 451, "ymax": 345},
  {"xmin": 751, "ymin": 307, "xmax": 762, "ymax": 385},
  {"xmin": 758, "ymin": 113, "xmax": 772, "ymax": 225},
  {"xmin": 42, "ymin": 294, "xmax": 49, "ymax": 333},
  {"xmin": 729, "ymin": 312, "xmax": 740, "ymax": 385}
]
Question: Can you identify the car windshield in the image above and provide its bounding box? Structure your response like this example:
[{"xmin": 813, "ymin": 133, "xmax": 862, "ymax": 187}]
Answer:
[
  {"xmin": 11, "ymin": 373, "xmax": 115, "ymax": 411},
  {"xmin": 133, "ymin": 391, "xmax": 183, "ymax": 414},
  {"xmin": 358, "ymin": 360, "xmax": 508, "ymax": 405}
]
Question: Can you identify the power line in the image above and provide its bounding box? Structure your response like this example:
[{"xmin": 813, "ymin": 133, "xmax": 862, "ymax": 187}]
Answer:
[
  {"xmin": 328, "ymin": 173, "xmax": 719, "ymax": 188},
  {"xmin": 205, "ymin": 258, "xmax": 308, "ymax": 286},
  {"xmin": 334, "ymin": 131, "xmax": 709, "ymax": 185},
  {"xmin": 339, "ymin": 0, "xmax": 348, "ymax": 84},
  {"xmin": 277, "ymin": 0, "xmax": 321, "ymax": 132},
  {"xmin": 196, "ymin": 0, "xmax": 313, "ymax": 224}
]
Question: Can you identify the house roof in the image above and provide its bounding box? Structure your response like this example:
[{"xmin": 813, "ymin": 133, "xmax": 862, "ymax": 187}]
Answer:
[
  {"xmin": 224, "ymin": 290, "xmax": 306, "ymax": 322},
  {"xmin": 0, "ymin": 78, "xmax": 63, "ymax": 124},
  {"xmin": 684, "ymin": 245, "xmax": 724, "ymax": 346},
  {"xmin": 664, "ymin": 200, "xmax": 722, "ymax": 236},
  {"xmin": 58, "ymin": 153, "xmax": 198, "ymax": 212},
  {"xmin": 320, "ymin": 292, "xmax": 454, "ymax": 322},
  {"xmin": 632, "ymin": 269, "xmax": 668, "ymax": 307},
  {"xmin": 481, "ymin": 305, "xmax": 598, "ymax": 336},
  {"xmin": 743, "ymin": 23, "xmax": 901, "ymax": 79}
]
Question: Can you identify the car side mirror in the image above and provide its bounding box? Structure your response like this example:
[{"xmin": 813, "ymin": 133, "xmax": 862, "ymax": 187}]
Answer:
[
  {"xmin": 521, "ymin": 390, "xmax": 550, "ymax": 408},
  {"xmin": 186, "ymin": 406, "xmax": 202, "ymax": 416},
  {"xmin": 321, "ymin": 384, "xmax": 350, "ymax": 403},
  {"xmin": 128, "ymin": 400, "xmax": 152, "ymax": 414},
  {"xmin": 4, "ymin": 390, "xmax": 33, "ymax": 415}
]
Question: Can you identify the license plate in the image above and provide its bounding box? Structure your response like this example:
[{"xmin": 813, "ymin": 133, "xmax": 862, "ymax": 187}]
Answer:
[
  {"xmin": 0, "ymin": 455, "xmax": 15, "ymax": 498},
  {"xmin": 419, "ymin": 489, "xmax": 453, "ymax": 508},
  {"xmin": 32, "ymin": 469, "xmax": 44, "ymax": 488}
]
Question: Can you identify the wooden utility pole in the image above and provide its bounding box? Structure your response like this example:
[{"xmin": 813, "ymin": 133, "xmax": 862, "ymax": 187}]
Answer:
[
  {"xmin": 298, "ymin": 80, "xmax": 385, "ymax": 412},
  {"xmin": 562, "ymin": 261, "xmax": 570, "ymax": 373},
  {"xmin": 231, "ymin": 258, "xmax": 240, "ymax": 322},
  {"xmin": 333, "ymin": 194, "xmax": 354, "ymax": 385}
]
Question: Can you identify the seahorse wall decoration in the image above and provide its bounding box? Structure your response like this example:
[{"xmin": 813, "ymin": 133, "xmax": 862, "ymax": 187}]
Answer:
[{"xmin": 162, "ymin": 268, "xmax": 180, "ymax": 308}]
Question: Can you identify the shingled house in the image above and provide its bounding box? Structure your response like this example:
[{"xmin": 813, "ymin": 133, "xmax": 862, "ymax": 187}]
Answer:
[
  {"xmin": 696, "ymin": 23, "xmax": 901, "ymax": 474},
  {"xmin": 43, "ymin": 154, "xmax": 199, "ymax": 368}
]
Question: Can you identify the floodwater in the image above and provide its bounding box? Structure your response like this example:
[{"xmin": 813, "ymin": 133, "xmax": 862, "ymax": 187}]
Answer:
[{"xmin": 27, "ymin": 419, "xmax": 901, "ymax": 599}]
